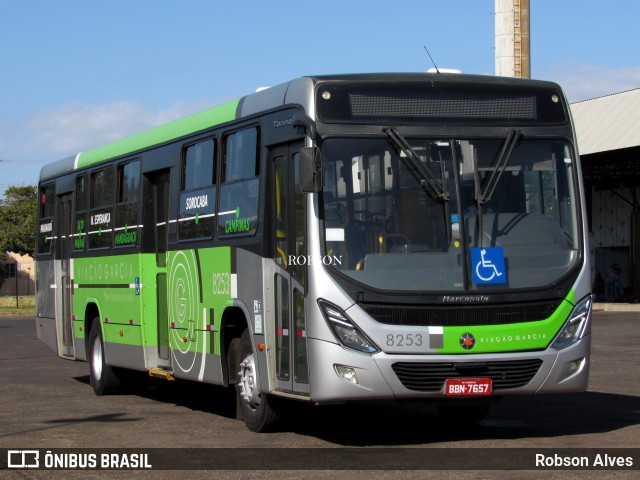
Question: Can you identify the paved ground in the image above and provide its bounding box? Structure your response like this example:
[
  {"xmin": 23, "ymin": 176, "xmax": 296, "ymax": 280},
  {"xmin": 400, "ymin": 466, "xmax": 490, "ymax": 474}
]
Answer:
[{"xmin": 0, "ymin": 308, "xmax": 638, "ymax": 479}]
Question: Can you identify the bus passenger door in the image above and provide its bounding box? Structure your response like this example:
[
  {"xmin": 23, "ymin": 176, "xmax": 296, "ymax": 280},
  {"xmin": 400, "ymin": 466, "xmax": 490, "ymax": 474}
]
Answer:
[
  {"xmin": 56, "ymin": 193, "xmax": 74, "ymax": 358},
  {"xmin": 271, "ymin": 144, "xmax": 309, "ymax": 396},
  {"xmin": 142, "ymin": 169, "xmax": 171, "ymax": 368}
]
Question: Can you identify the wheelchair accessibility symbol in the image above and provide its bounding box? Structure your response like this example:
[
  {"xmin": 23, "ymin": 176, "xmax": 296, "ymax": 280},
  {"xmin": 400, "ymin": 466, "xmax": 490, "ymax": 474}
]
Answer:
[{"xmin": 471, "ymin": 247, "xmax": 507, "ymax": 285}]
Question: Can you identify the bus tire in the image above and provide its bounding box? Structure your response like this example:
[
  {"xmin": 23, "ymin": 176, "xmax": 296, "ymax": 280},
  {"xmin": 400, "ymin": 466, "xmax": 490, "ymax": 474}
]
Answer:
[
  {"xmin": 88, "ymin": 317, "xmax": 119, "ymax": 396},
  {"xmin": 233, "ymin": 329, "xmax": 279, "ymax": 432}
]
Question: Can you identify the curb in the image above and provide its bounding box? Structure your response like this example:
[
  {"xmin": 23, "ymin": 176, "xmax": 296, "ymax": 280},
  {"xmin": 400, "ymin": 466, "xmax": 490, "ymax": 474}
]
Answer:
[{"xmin": 593, "ymin": 302, "xmax": 640, "ymax": 312}]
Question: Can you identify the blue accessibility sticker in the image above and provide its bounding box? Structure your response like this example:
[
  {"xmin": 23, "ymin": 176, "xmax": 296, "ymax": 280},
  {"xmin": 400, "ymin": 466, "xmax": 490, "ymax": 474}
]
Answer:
[{"xmin": 471, "ymin": 247, "xmax": 507, "ymax": 285}]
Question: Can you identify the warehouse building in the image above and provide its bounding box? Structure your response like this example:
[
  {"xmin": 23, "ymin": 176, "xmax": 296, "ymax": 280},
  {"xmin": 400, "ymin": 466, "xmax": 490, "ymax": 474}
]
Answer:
[{"xmin": 571, "ymin": 88, "xmax": 640, "ymax": 301}]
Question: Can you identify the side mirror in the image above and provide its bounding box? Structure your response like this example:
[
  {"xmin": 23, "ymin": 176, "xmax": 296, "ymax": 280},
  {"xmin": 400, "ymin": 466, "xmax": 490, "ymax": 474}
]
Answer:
[{"xmin": 299, "ymin": 147, "xmax": 322, "ymax": 193}]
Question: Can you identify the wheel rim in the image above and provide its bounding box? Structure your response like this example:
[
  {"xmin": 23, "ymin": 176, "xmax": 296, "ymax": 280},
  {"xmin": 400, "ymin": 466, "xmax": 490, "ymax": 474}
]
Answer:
[
  {"xmin": 238, "ymin": 351, "xmax": 260, "ymax": 410},
  {"xmin": 92, "ymin": 336, "xmax": 103, "ymax": 381}
]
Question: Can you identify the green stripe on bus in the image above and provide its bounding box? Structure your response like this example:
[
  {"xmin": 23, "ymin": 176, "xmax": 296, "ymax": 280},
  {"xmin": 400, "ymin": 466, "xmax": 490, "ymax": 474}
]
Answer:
[
  {"xmin": 73, "ymin": 247, "xmax": 234, "ymax": 355},
  {"xmin": 438, "ymin": 290, "xmax": 576, "ymax": 354},
  {"xmin": 76, "ymin": 99, "xmax": 240, "ymax": 168}
]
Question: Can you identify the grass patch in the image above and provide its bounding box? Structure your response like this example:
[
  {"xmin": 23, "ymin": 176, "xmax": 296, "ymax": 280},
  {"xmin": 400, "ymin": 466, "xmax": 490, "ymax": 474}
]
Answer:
[{"xmin": 0, "ymin": 296, "xmax": 36, "ymax": 316}]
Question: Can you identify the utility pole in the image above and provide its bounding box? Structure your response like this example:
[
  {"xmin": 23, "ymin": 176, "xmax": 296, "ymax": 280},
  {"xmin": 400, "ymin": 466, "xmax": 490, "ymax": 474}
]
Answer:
[
  {"xmin": 15, "ymin": 261, "xmax": 19, "ymax": 308},
  {"xmin": 495, "ymin": 0, "xmax": 530, "ymax": 78}
]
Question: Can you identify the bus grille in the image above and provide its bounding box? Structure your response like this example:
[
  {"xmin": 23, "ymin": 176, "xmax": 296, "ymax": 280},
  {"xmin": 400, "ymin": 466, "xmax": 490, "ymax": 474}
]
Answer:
[
  {"xmin": 391, "ymin": 359, "xmax": 544, "ymax": 392},
  {"xmin": 361, "ymin": 302, "xmax": 560, "ymax": 327}
]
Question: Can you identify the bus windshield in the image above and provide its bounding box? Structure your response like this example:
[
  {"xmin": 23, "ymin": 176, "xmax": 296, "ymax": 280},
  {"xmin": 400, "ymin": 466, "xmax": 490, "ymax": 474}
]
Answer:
[{"xmin": 321, "ymin": 135, "xmax": 580, "ymax": 292}]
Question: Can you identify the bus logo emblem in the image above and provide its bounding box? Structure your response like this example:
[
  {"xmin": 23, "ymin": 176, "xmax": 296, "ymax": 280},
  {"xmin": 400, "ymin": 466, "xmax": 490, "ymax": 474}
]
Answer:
[
  {"xmin": 7, "ymin": 450, "xmax": 39, "ymax": 468},
  {"xmin": 460, "ymin": 333, "xmax": 476, "ymax": 350}
]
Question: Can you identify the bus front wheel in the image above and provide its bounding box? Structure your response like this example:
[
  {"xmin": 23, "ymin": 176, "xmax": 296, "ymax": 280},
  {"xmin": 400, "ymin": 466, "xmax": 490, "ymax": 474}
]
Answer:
[
  {"xmin": 232, "ymin": 329, "xmax": 279, "ymax": 432},
  {"xmin": 88, "ymin": 317, "xmax": 119, "ymax": 396}
]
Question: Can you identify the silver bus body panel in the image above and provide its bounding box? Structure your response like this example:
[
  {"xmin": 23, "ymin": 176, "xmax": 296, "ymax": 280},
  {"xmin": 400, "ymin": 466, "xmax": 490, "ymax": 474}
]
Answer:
[
  {"xmin": 307, "ymin": 334, "xmax": 591, "ymax": 403},
  {"xmin": 34, "ymin": 258, "xmax": 62, "ymax": 355},
  {"xmin": 238, "ymin": 77, "xmax": 315, "ymax": 119},
  {"xmin": 35, "ymin": 315, "xmax": 58, "ymax": 354},
  {"xmin": 35, "ymin": 258, "xmax": 56, "ymax": 320},
  {"xmin": 39, "ymin": 155, "xmax": 76, "ymax": 183},
  {"xmin": 304, "ymin": 194, "xmax": 356, "ymax": 343}
]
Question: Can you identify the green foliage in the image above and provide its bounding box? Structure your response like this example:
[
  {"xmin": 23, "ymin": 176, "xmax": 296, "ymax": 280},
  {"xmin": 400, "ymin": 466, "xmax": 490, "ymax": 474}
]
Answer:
[
  {"xmin": 0, "ymin": 185, "xmax": 38, "ymax": 257},
  {"xmin": 0, "ymin": 295, "xmax": 36, "ymax": 316}
]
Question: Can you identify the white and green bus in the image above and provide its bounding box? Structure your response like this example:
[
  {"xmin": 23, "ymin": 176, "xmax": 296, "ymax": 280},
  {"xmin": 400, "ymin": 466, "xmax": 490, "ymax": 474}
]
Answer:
[{"xmin": 36, "ymin": 73, "xmax": 592, "ymax": 431}]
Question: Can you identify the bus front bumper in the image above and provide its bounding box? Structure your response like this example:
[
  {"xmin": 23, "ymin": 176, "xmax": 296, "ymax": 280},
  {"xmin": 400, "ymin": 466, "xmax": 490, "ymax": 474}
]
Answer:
[{"xmin": 307, "ymin": 334, "xmax": 591, "ymax": 403}]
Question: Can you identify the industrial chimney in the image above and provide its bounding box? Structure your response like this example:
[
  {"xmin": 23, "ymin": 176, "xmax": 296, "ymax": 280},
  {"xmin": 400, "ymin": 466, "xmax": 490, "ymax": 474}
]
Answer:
[{"xmin": 495, "ymin": 0, "xmax": 530, "ymax": 78}]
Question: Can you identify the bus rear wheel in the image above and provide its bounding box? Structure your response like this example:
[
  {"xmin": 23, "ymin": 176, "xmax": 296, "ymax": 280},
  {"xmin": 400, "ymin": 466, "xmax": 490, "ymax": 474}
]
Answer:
[
  {"xmin": 88, "ymin": 317, "xmax": 119, "ymax": 395},
  {"xmin": 232, "ymin": 329, "xmax": 279, "ymax": 432}
]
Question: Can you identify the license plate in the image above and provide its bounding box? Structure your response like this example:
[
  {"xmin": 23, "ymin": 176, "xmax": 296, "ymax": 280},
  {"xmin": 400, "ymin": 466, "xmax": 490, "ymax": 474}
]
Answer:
[{"xmin": 445, "ymin": 378, "xmax": 492, "ymax": 396}]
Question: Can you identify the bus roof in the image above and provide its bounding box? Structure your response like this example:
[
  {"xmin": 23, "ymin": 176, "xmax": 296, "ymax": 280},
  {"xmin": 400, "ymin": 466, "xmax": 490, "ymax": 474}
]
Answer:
[
  {"xmin": 39, "ymin": 73, "xmax": 564, "ymax": 182},
  {"xmin": 78, "ymin": 98, "xmax": 240, "ymax": 169},
  {"xmin": 39, "ymin": 76, "xmax": 316, "ymax": 182},
  {"xmin": 39, "ymin": 98, "xmax": 240, "ymax": 182}
]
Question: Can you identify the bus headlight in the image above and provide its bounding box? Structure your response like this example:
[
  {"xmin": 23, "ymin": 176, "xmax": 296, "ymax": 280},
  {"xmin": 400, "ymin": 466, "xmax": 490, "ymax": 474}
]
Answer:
[
  {"xmin": 318, "ymin": 300, "xmax": 380, "ymax": 354},
  {"xmin": 551, "ymin": 295, "xmax": 592, "ymax": 350}
]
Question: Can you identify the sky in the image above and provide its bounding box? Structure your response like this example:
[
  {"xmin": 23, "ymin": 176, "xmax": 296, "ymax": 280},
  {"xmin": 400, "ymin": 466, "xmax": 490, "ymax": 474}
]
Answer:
[{"xmin": 1, "ymin": 0, "xmax": 640, "ymax": 193}]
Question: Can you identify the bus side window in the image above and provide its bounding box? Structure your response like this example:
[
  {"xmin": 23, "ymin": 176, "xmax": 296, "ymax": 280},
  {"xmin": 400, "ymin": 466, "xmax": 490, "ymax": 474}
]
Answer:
[
  {"xmin": 222, "ymin": 127, "xmax": 259, "ymax": 182},
  {"xmin": 88, "ymin": 167, "xmax": 114, "ymax": 250},
  {"xmin": 178, "ymin": 139, "xmax": 216, "ymax": 240},
  {"xmin": 73, "ymin": 175, "xmax": 88, "ymax": 251},
  {"xmin": 114, "ymin": 160, "xmax": 141, "ymax": 248},
  {"xmin": 218, "ymin": 127, "xmax": 260, "ymax": 237},
  {"xmin": 37, "ymin": 184, "xmax": 55, "ymax": 255}
]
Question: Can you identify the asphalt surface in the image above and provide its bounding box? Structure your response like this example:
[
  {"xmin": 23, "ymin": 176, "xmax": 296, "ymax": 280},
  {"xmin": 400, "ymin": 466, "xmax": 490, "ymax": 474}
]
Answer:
[{"xmin": 0, "ymin": 308, "xmax": 638, "ymax": 479}]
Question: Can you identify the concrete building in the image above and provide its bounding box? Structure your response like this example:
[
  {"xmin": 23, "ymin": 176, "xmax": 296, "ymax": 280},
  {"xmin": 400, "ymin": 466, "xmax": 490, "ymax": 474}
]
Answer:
[{"xmin": 0, "ymin": 252, "xmax": 35, "ymax": 296}]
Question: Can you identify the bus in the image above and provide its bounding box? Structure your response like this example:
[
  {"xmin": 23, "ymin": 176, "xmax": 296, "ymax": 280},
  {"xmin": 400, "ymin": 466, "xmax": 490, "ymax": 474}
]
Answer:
[{"xmin": 35, "ymin": 73, "xmax": 592, "ymax": 432}]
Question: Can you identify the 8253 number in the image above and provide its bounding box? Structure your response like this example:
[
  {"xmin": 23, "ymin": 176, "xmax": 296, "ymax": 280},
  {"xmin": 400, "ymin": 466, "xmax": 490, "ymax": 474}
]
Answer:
[{"xmin": 386, "ymin": 333, "xmax": 424, "ymax": 347}]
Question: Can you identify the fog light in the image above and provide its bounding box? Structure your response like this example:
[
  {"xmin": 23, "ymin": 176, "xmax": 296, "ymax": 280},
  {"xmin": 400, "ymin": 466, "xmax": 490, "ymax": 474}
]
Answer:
[
  {"xmin": 334, "ymin": 364, "xmax": 359, "ymax": 384},
  {"xmin": 568, "ymin": 358, "xmax": 584, "ymax": 375}
]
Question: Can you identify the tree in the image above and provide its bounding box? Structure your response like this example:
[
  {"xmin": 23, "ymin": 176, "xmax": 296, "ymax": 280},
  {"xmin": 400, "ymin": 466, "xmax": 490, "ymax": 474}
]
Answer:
[{"xmin": 0, "ymin": 185, "xmax": 38, "ymax": 257}]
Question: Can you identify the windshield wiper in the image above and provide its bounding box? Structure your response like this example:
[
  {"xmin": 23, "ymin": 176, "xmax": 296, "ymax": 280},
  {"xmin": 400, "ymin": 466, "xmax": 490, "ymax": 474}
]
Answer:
[
  {"xmin": 477, "ymin": 128, "xmax": 521, "ymax": 205},
  {"xmin": 384, "ymin": 127, "xmax": 450, "ymax": 202}
]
